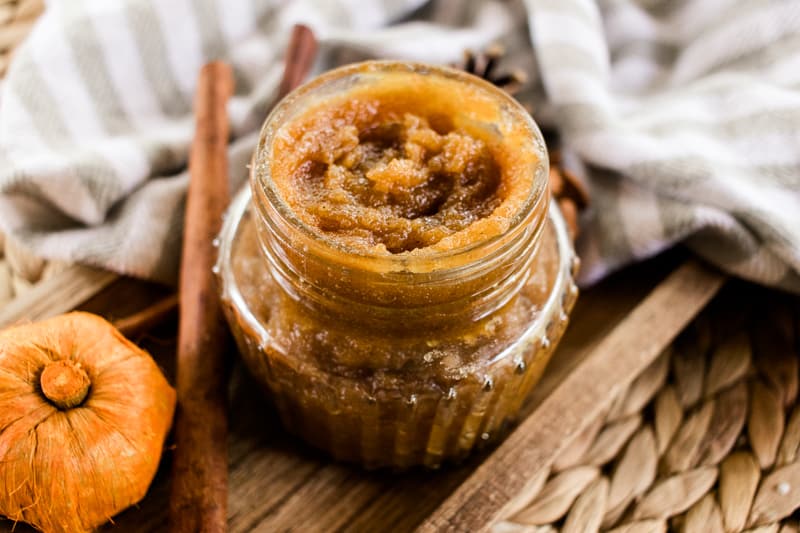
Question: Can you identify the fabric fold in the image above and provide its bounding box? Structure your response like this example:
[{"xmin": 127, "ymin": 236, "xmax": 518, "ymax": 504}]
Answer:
[{"xmin": 0, "ymin": 0, "xmax": 798, "ymax": 291}]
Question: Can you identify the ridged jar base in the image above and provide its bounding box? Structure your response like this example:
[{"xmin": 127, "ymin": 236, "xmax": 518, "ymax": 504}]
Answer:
[
  {"xmin": 227, "ymin": 302, "xmax": 572, "ymax": 469},
  {"xmin": 218, "ymin": 188, "xmax": 577, "ymax": 469}
]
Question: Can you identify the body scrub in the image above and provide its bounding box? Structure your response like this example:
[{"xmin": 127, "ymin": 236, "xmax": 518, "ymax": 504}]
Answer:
[{"xmin": 219, "ymin": 62, "xmax": 578, "ymax": 468}]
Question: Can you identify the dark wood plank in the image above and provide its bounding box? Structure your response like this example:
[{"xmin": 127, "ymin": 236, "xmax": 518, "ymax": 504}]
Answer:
[
  {"xmin": 418, "ymin": 259, "xmax": 726, "ymax": 533},
  {"xmin": 0, "ymin": 250, "xmax": 706, "ymax": 533}
]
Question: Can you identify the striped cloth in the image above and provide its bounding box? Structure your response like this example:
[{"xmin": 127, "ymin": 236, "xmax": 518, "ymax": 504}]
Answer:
[{"xmin": 0, "ymin": 0, "xmax": 799, "ymax": 290}]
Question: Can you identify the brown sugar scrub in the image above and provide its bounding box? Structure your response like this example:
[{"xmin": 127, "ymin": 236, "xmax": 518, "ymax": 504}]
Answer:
[
  {"xmin": 221, "ymin": 62, "xmax": 578, "ymax": 468},
  {"xmin": 281, "ymin": 112, "xmax": 502, "ymax": 254},
  {"xmin": 265, "ymin": 63, "xmax": 540, "ymax": 258}
]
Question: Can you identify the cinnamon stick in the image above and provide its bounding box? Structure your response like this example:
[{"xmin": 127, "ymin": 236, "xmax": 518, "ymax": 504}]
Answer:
[
  {"xmin": 169, "ymin": 25, "xmax": 318, "ymax": 532},
  {"xmin": 169, "ymin": 61, "xmax": 234, "ymax": 533},
  {"xmin": 278, "ymin": 24, "xmax": 318, "ymax": 99},
  {"xmin": 113, "ymin": 293, "xmax": 178, "ymax": 338}
]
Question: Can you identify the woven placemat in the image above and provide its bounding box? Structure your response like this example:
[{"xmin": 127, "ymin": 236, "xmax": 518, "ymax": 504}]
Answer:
[
  {"xmin": 0, "ymin": 0, "xmax": 57, "ymax": 308},
  {"xmin": 2, "ymin": 9, "xmax": 799, "ymax": 530},
  {"xmin": 494, "ymin": 284, "xmax": 800, "ymax": 533},
  {"xmin": 0, "ymin": 0, "xmax": 42, "ymax": 77}
]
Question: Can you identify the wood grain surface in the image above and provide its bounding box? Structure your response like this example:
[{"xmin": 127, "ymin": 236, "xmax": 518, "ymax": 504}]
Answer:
[
  {"xmin": 418, "ymin": 259, "xmax": 725, "ymax": 532},
  {"xmin": 0, "ymin": 250, "xmax": 729, "ymax": 532},
  {"xmin": 0, "ymin": 265, "xmax": 117, "ymax": 327}
]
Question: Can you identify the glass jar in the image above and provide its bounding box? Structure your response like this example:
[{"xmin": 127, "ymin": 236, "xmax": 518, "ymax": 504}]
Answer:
[{"xmin": 218, "ymin": 62, "xmax": 578, "ymax": 469}]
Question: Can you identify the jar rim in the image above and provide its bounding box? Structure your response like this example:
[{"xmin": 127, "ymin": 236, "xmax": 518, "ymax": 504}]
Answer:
[{"xmin": 251, "ymin": 60, "xmax": 549, "ymax": 275}]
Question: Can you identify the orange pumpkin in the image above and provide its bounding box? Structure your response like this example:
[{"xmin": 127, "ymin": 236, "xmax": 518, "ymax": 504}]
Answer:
[{"xmin": 0, "ymin": 312, "xmax": 176, "ymax": 532}]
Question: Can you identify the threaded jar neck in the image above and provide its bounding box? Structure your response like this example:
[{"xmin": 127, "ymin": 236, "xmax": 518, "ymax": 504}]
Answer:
[{"xmin": 250, "ymin": 61, "xmax": 549, "ymax": 327}]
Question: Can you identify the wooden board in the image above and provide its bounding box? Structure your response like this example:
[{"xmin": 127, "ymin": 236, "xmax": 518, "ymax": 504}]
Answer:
[
  {"xmin": 420, "ymin": 258, "xmax": 724, "ymax": 532},
  {"xmin": 0, "ymin": 265, "xmax": 118, "ymax": 327},
  {"xmin": 0, "ymin": 250, "xmax": 725, "ymax": 532}
]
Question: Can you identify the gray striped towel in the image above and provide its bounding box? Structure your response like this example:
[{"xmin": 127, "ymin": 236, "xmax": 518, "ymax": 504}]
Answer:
[{"xmin": 1, "ymin": 0, "xmax": 799, "ymax": 290}]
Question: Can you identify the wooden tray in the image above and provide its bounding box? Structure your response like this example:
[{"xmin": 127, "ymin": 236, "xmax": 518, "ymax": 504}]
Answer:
[{"xmin": 0, "ymin": 250, "xmax": 725, "ymax": 532}]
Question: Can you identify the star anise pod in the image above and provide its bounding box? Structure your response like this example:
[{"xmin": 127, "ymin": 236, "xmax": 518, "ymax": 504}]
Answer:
[{"xmin": 456, "ymin": 44, "xmax": 527, "ymax": 95}]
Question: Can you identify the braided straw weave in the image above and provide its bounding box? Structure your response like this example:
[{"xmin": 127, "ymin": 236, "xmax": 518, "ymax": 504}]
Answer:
[
  {"xmin": 0, "ymin": 228, "xmax": 71, "ymax": 307},
  {"xmin": 0, "ymin": 0, "xmax": 42, "ymax": 76},
  {"xmin": 494, "ymin": 286, "xmax": 800, "ymax": 533},
  {"xmin": 3, "ymin": 17, "xmax": 799, "ymax": 532},
  {"xmin": 0, "ymin": 0, "xmax": 61, "ymax": 308}
]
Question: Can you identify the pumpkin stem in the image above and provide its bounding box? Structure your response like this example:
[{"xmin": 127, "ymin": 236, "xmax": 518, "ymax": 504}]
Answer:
[{"xmin": 40, "ymin": 360, "xmax": 91, "ymax": 409}]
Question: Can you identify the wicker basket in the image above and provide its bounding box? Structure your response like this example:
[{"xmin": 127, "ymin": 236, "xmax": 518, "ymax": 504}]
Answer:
[
  {"xmin": 494, "ymin": 284, "xmax": 800, "ymax": 533},
  {"xmin": 0, "ymin": 0, "xmax": 53, "ymax": 308},
  {"xmin": 0, "ymin": 0, "xmax": 42, "ymax": 76},
  {"xmin": 0, "ymin": 0, "xmax": 58, "ymax": 308},
  {"xmin": 3, "ymin": 4, "xmax": 800, "ymax": 531}
]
